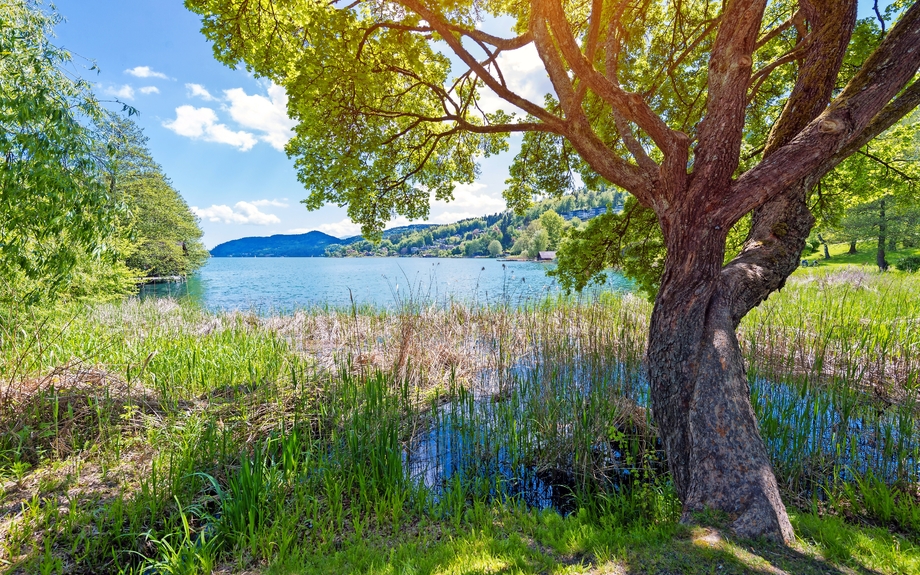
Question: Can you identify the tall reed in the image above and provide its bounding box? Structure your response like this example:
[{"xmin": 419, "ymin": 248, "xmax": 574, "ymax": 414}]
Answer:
[{"xmin": 0, "ymin": 269, "xmax": 917, "ymax": 573}]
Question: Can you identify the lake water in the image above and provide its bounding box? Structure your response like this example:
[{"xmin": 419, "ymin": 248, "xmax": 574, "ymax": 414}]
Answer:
[{"xmin": 141, "ymin": 257, "xmax": 633, "ymax": 312}]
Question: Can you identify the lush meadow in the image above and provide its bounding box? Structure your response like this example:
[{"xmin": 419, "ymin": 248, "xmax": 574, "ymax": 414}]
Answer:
[{"xmin": 1, "ymin": 268, "xmax": 919, "ymax": 574}]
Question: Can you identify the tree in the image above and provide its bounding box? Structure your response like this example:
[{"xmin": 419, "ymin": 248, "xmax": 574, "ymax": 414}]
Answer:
[
  {"xmin": 820, "ymin": 110, "xmax": 920, "ymax": 268},
  {"xmin": 509, "ymin": 220, "xmax": 544, "ymax": 257},
  {"xmin": 187, "ymin": 0, "xmax": 920, "ymax": 540},
  {"xmin": 122, "ymin": 173, "xmax": 209, "ymax": 276},
  {"xmin": 488, "ymin": 239, "xmax": 502, "ymax": 257},
  {"xmin": 835, "ymin": 195, "xmax": 920, "ymax": 269},
  {"xmin": 96, "ymin": 114, "xmax": 209, "ymax": 278},
  {"xmin": 538, "ymin": 209, "xmax": 566, "ymax": 249},
  {"xmin": 527, "ymin": 229, "xmax": 549, "ymax": 259},
  {"xmin": 1, "ymin": 0, "xmax": 118, "ymax": 303}
]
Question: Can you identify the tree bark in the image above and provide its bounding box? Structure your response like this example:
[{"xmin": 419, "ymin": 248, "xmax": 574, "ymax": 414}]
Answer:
[
  {"xmin": 817, "ymin": 233, "xmax": 830, "ymax": 259},
  {"xmin": 849, "ymin": 240, "xmax": 858, "ymax": 254},
  {"xmin": 641, "ymin": 1, "xmax": 863, "ymax": 541},
  {"xmin": 648, "ymin": 268, "xmax": 795, "ymax": 541}
]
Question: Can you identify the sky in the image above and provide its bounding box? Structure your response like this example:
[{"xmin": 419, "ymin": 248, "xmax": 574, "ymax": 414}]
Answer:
[{"xmin": 50, "ymin": 1, "xmax": 891, "ymax": 248}]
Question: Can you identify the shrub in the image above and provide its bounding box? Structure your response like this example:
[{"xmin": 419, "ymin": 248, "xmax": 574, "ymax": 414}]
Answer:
[{"xmin": 896, "ymin": 255, "xmax": 920, "ymax": 273}]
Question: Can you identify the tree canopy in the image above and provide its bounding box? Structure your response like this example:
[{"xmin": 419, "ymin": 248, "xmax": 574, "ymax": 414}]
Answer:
[
  {"xmin": 819, "ymin": 109, "xmax": 919, "ymax": 268},
  {"xmin": 98, "ymin": 113, "xmax": 209, "ymax": 279},
  {"xmin": 1, "ymin": 0, "xmax": 208, "ymax": 304},
  {"xmin": 0, "ymin": 0, "xmax": 117, "ymax": 302}
]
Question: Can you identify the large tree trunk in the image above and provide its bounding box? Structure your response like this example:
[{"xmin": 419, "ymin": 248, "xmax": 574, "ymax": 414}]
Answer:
[
  {"xmin": 648, "ymin": 271, "xmax": 793, "ymax": 541},
  {"xmin": 647, "ymin": 183, "xmax": 814, "ymax": 542}
]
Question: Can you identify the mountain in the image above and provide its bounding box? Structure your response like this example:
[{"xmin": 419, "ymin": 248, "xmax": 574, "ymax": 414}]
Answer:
[
  {"xmin": 209, "ymin": 230, "xmax": 348, "ymax": 257},
  {"xmin": 208, "ymin": 224, "xmax": 438, "ymax": 257}
]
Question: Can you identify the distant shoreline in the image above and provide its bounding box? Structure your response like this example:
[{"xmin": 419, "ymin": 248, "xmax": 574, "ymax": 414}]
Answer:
[{"xmin": 208, "ymin": 253, "xmax": 550, "ymax": 261}]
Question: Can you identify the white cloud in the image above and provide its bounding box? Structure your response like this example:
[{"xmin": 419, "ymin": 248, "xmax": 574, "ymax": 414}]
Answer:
[
  {"xmin": 251, "ymin": 198, "xmax": 289, "ymax": 208},
  {"xmin": 125, "ymin": 66, "xmax": 169, "ymax": 79},
  {"xmin": 441, "ymin": 182, "xmax": 506, "ymax": 210},
  {"xmin": 105, "ymin": 84, "xmax": 135, "ymax": 100},
  {"xmin": 186, "ymin": 83, "xmax": 217, "ymax": 101},
  {"xmin": 476, "ymin": 44, "xmax": 550, "ymax": 114},
  {"xmin": 223, "ymin": 83, "xmax": 296, "ymax": 151},
  {"xmin": 428, "ymin": 210, "xmax": 487, "ymax": 223},
  {"xmin": 318, "ymin": 218, "xmax": 363, "ymax": 238},
  {"xmin": 139, "ymin": 86, "xmax": 160, "ymax": 95},
  {"xmin": 191, "ymin": 201, "xmax": 281, "ymax": 225},
  {"xmin": 308, "ymin": 181, "xmax": 506, "ymax": 239},
  {"xmin": 166, "ymin": 83, "xmax": 295, "ymax": 152},
  {"xmin": 163, "ymin": 106, "xmax": 258, "ymax": 151}
]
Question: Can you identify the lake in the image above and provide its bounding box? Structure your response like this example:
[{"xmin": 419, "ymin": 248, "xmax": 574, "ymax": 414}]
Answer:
[{"xmin": 140, "ymin": 257, "xmax": 633, "ymax": 312}]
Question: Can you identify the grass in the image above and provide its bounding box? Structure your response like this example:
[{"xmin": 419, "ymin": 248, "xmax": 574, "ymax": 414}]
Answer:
[
  {"xmin": 0, "ymin": 273, "xmax": 918, "ymax": 574},
  {"xmin": 799, "ymin": 241, "xmax": 920, "ymax": 272}
]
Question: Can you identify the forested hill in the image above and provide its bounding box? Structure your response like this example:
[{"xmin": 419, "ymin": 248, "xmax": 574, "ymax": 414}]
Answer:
[
  {"xmin": 210, "ymin": 190, "xmax": 623, "ymax": 258},
  {"xmin": 326, "ymin": 189, "xmax": 624, "ymax": 258},
  {"xmin": 209, "ymin": 230, "xmax": 348, "ymax": 257},
  {"xmin": 209, "ymin": 224, "xmax": 437, "ymax": 257}
]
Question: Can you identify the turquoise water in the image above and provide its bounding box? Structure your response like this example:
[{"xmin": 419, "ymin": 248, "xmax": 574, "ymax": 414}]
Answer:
[{"xmin": 140, "ymin": 257, "xmax": 632, "ymax": 312}]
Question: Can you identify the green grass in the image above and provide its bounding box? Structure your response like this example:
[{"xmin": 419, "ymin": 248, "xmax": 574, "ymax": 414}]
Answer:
[
  {"xmin": 259, "ymin": 508, "xmax": 920, "ymax": 575},
  {"xmin": 0, "ymin": 278, "xmax": 918, "ymax": 574},
  {"xmin": 798, "ymin": 241, "xmax": 920, "ymax": 272}
]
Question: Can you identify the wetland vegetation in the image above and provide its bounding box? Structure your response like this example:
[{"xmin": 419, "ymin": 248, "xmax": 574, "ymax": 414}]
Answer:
[{"xmin": 2, "ymin": 266, "xmax": 920, "ymax": 574}]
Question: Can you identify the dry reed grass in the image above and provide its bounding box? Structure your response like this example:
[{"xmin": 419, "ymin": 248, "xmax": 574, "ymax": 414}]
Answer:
[{"xmin": 0, "ymin": 363, "xmax": 161, "ymax": 464}]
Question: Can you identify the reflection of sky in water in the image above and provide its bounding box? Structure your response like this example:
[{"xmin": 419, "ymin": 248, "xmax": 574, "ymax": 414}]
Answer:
[
  {"xmin": 140, "ymin": 257, "xmax": 632, "ymax": 312},
  {"xmin": 403, "ymin": 360, "xmax": 654, "ymax": 513},
  {"xmin": 751, "ymin": 377, "xmax": 919, "ymax": 485},
  {"xmin": 404, "ymin": 358, "xmax": 919, "ymax": 513},
  {"xmin": 405, "ymin": 392, "xmax": 575, "ymax": 512}
]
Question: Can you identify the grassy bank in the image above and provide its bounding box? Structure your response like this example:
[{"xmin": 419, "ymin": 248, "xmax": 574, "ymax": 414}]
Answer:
[
  {"xmin": 799, "ymin": 241, "xmax": 920, "ymax": 271},
  {"xmin": 0, "ymin": 271, "xmax": 919, "ymax": 574}
]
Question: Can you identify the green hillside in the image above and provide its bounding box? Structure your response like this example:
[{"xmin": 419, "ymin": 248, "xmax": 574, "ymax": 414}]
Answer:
[{"xmin": 325, "ymin": 188, "xmax": 624, "ymax": 258}]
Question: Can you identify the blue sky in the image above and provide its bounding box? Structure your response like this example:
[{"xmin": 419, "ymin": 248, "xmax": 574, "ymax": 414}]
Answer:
[{"xmin": 51, "ymin": 1, "xmax": 891, "ymax": 248}]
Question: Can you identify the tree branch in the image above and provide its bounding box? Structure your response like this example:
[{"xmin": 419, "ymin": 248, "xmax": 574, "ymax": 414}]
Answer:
[
  {"xmin": 603, "ymin": 0, "xmax": 629, "ymax": 86},
  {"xmin": 818, "ymin": 79, "xmax": 920, "ymax": 176},
  {"xmin": 691, "ymin": 0, "xmax": 767, "ymax": 195},
  {"xmin": 724, "ymin": 1, "xmax": 920, "ymax": 225},
  {"xmin": 539, "ymin": 0, "xmax": 682, "ymax": 158},
  {"xmin": 574, "ymin": 0, "xmax": 606, "ymax": 105},
  {"xmin": 399, "ymin": 0, "xmax": 564, "ymax": 129},
  {"xmin": 874, "ymin": 0, "xmax": 887, "ymax": 34},
  {"xmin": 858, "ymin": 148, "xmax": 915, "ymax": 181},
  {"xmin": 755, "ymin": 10, "xmax": 800, "ymax": 50},
  {"xmin": 644, "ymin": 16, "xmax": 721, "ymax": 99},
  {"xmin": 538, "ymin": 0, "xmax": 688, "ymax": 205},
  {"xmin": 520, "ymin": 0, "xmax": 655, "ymax": 200},
  {"xmin": 747, "ymin": 37, "xmax": 812, "ymax": 104},
  {"xmin": 530, "ymin": 2, "xmax": 579, "ymax": 113},
  {"xmin": 613, "ymin": 109, "xmax": 658, "ymax": 175}
]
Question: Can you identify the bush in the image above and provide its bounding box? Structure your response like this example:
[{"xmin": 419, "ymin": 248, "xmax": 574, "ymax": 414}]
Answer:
[{"xmin": 896, "ymin": 255, "xmax": 920, "ymax": 273}]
